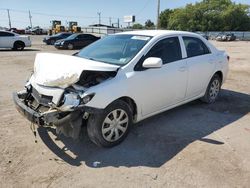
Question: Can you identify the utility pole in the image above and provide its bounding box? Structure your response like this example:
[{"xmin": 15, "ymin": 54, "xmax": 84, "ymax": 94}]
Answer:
[
  {"xmin": 97, "ymin": 12, "xmax": 101, "ymax": 25},
  {"xmin": 109, "ymin": 17, "xmax": 111, "ymax": 26},
  {"xmin": 7, "ymin": 9, "xmax": 11, "ymax": 29},
  {"xmin": 29, "ymin": 10, "xmax": 33, "ymax": 28},
  {"xmin": 156, "ymin": 0, "xmax": 160, "ymax": 29}
]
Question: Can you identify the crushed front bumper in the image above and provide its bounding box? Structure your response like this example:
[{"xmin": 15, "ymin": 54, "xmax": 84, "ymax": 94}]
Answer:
[
  {"xmin": 13, "ymin": 91, "xmax": 104, "ymax": 126},
  {"xmin": 13, "ymin": 91, "xmax": 45, "ymax": 125}
]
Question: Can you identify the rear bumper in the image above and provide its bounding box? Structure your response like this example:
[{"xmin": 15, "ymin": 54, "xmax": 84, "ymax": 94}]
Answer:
[{"xmin": 25, "ymin": 40, "xmax": 32, "ymax": 47}]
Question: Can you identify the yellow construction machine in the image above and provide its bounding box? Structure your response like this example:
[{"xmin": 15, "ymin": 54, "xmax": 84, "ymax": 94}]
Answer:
[
  {"xmin": 49, "ymin": 20, "xmax": 66, "ymax": 35},
  {"xmin": 68, "ymin": 21, "xmax": 81, "ymax": 33}
]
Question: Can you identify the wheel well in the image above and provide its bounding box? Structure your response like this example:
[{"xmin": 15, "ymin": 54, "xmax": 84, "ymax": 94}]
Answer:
[
  {"xmin": 14, "ymin": 40, "xmax": 25, "ymax": 46},
  {"xmin": 214, "ymin": 71, "xmax": 223, "ymax": 82},
  {"xmin": 117, "ymin": 97, "xmax": 137, "ymax": 119}
]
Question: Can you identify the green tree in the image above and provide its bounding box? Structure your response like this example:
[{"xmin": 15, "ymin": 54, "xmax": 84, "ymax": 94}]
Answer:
[
  {"xmin": 159, "ymin": 9, "xmax": 173, "ymax": 28},
  {"xmin": 159, "ymin": 0, "xmax": 250, "ymax": 31},
  {"xmin": 132, "ymin": 23, "xmax": 143, "ymax": 29},
  {"xmin": 145, "ymin": 19, "xmax": 155, "ymax": 29},
  {"xmin": 221, "ymin": 4, "xmax": 250, "ymax": 31}
]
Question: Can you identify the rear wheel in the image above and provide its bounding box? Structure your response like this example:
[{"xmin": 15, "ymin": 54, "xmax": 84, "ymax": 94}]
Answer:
[
  {"xmin": 87, "ymin": 100, "xmax": 132, "ymax": 147},
  {"xmin": 13, "ymin": 41, "xmax": 25, "ymax": 51},
  {"xmin": 201, "ymin": 74, "xmax": 222, "ymax": 103}
]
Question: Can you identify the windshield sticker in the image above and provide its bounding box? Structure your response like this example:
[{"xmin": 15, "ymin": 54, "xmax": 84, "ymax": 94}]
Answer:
[
  {"xmin": 131, "ymin": 36, "xmax": 150, "ymax": 41},
  {"xmin": 119, "ymin": 58, "xmax": 127, "ymax": 63}
]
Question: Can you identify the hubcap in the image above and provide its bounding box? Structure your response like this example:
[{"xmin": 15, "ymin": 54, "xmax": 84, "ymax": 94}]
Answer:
[
  {"xmin": 68, "ymin": 44, "xmax": 73, "ymax": 49},
  {"xmin": 102, "ymin": 109, "xmax": 129, "ymax": 142},
  {"xmin": 209, "ymin": 79, "xmax": 220, "ymax": 101}
]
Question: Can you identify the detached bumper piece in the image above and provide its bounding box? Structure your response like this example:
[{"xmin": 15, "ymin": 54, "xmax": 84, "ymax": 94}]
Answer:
[
  {"xmin": 13, "ymin": 91, "xmax": 83, "ymax": 139},
  {"xmin": 13, "ymin": 91, "xmax": 44, "ymax": 126}
]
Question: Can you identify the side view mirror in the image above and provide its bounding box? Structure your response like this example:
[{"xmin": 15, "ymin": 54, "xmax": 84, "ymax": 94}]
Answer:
[{"xmin": 142, "ymin": 57, "xmax": 163, "ymax": 69}]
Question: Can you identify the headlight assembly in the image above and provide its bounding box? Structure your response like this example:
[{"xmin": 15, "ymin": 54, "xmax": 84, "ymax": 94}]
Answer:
[{"xmin": 81, "ymin": 93, "xmax": 95, "ymax": 104}]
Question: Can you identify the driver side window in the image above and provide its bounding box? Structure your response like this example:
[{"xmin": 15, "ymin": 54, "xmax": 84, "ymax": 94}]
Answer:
[{"xmin": 146, "ymin": 37, "xmax": 182, "ymax": 64}]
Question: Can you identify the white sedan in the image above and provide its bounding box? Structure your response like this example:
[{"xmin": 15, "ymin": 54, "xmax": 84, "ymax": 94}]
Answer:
[
  {"xmin": 13, "ymin": 30, "xmax": 229, "ymax": 147},
  {"xmin": 0, "ymin": 30, "xmax": 31, "ymax": 50}
]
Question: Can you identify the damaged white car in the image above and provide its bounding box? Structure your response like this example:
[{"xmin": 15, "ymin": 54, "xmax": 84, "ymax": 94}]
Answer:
[{"xmin": 13, "ymin": 30, "xmax": 229, "ymax": 147}]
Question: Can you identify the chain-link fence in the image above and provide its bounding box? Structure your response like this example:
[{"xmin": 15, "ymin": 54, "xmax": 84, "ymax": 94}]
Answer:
[
  {"xmin": 81, "ymin": 27, "xmax": 250, "ymax": 41},
  {"xmin": 205, "ymin": 31, "xmax": 250, "ymax": 41}
]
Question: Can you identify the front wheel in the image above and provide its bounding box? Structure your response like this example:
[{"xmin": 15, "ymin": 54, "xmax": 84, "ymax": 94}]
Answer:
[
  {"xmin": 87, "ymin": 100, "xmax": 132, "ymax": 147},
  {"xmin": 201, "ymin": 74, "xmax": 222, "ymax": 104}
]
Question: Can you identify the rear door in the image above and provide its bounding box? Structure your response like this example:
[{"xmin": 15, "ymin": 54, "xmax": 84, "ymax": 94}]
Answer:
[{"xmin": 181, "ymin": 36, "xmax": 216, "ymax": 99}]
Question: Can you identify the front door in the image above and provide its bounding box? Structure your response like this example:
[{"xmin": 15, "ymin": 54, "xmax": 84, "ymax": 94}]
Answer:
[{"xmin": 130, "ymin": 37, "xmax": 188, "ymax": 116}]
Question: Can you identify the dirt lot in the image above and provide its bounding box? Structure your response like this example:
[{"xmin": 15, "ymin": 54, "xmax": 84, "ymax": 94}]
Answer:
[{"xmin": 0, "ymin": 36, "xmax": 250, "ymax": 188}]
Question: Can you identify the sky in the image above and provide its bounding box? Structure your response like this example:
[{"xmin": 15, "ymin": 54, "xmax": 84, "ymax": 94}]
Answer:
[{"xmin": 0, "ymin": 0, "xmax": 249, "ymax": 29}]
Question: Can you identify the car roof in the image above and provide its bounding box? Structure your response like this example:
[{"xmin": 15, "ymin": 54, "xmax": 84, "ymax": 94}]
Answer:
[
  {"xmin": 0, "ymin": 30, "xmax": 19, "ymax": 36},
  {"xmin": 118, "ymin": 30, "xmax": 199, "ymax": 38},
  {"xmin": 0, "ymin": 30, "xmax": 16, "ymax": 34}
]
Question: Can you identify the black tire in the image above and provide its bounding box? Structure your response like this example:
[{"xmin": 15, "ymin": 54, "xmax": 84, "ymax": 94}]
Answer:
[
  {"xmin": 201, "ymin": 74, "xmax": 222, "ymax": 104},
  {"xmin": 87, "ymin": 100, "xmax": 132, "ymax": 147},
  {"xmin": 12, "ymin": 41, "xmax": 25, "ymax": 51},
  {"xmin": 67, "ymin": 43, "xmax": 74, "ymax": 50},
  {"xmin": 50, "ymin": 40, "xmax": 55, "ymax": 45}
]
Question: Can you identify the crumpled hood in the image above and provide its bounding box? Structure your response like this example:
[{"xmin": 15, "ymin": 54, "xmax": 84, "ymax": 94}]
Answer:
[{"xmin": 33, "ymin": 53, "xmax": 119, "ymax": 88}]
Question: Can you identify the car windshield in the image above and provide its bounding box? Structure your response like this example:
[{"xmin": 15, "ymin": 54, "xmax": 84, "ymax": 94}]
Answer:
[
  {"xmin": 77, "ymin": 34, "xmax": 152, "ymax": 66},
  {"xmin": 66, "ymin": 33, "xmax": 78, "ymax": 40}
]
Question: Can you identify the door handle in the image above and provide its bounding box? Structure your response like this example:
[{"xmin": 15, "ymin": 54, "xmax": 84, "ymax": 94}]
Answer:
[{"xmin": 178, "ymin": 66, "xmax": 187, "ymax": 72}]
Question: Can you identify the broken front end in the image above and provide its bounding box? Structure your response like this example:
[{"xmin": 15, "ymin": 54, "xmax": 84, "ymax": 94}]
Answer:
[{"xmin": 13, "ymin": 69, "xmax": 116, "ymax": 140}]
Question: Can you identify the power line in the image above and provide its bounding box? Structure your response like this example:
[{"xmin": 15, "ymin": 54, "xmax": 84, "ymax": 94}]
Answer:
[
  {"xmin": 135, "ymin": 0, "xmax": 153, "ymax": 17},
  {"xmin": 0, "ymin": 8, "xmax": 121, "ymax": 20}
]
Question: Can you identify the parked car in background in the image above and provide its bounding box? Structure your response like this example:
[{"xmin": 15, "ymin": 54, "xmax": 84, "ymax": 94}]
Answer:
[
  {"xmin": 226, "ymin": 34, "xmax": 236, "ymax": 41},
  {"xmin": 0, "ymin": 30, "xmax": 31, "ymax": 50},
  {"xmin": 197, "ymin": 32, "xmax": 209, "ymax": 40},
  {"xmin": 13, "ymin": 30, "xmax": 229, "ymax": 147},
  {"xmin": 216, "ymin": 33, "xmax": 236, "ymax": 41},
  {"xmin": 31, "ymin": 28, "xmax": 48, "ymax": 35},
  {"xmin": 43, "ymin": 32, "xmax": 72, "ymax": 45},
  {"xmin": 8, "ymin": 28, "xmax": 25, "ymax": 35},
  {"xmin": 54, "ymin": 33, "xmax": 100, "ymax": 49}
]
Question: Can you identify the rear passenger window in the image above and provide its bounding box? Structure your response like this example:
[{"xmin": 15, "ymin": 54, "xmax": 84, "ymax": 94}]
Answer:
[
  {"xmin": 146, "ymin": 37, "xmax": 182, "ymax": 64},
  {"xmin": 183, "ymin": 37, "xmax": 210, "ymax": 58},
  {"xmin": 0, "ymin": 32, "xmax": 14, "ymax": 37}
]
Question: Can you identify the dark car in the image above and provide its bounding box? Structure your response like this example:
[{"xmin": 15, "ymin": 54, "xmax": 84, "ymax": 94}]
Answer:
[
  {"xmin": 54, "ymin": 33, "xmax": 100, "ymax": 49},
  {"xmin": 43, "ymin": 32, "xmax": 72, "ymax": 45}
]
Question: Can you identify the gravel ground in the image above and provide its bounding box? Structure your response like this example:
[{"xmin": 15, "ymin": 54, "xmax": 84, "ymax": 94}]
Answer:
[{"xmin": 0, "ymin": 35, "xmax": 249, "ymax": 188}]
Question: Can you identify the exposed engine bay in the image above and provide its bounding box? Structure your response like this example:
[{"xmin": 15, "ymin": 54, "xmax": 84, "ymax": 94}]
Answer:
[{"xmin": 76, "ymin": 70, "xmax": 117, "ymax": 88}]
